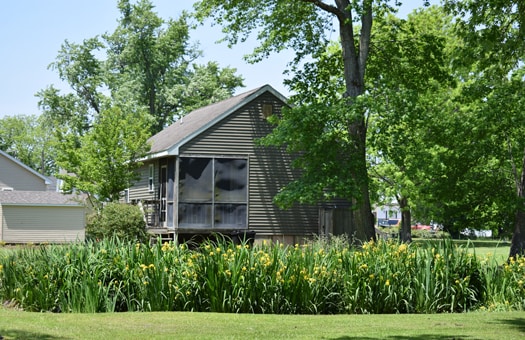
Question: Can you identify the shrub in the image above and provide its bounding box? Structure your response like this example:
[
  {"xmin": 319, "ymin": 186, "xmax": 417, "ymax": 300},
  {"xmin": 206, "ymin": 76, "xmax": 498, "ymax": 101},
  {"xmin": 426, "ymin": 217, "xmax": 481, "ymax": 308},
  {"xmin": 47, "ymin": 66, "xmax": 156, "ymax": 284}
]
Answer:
[{"xmin": 86, "ymin": 203, "xmax": 147, "ymax": 242}]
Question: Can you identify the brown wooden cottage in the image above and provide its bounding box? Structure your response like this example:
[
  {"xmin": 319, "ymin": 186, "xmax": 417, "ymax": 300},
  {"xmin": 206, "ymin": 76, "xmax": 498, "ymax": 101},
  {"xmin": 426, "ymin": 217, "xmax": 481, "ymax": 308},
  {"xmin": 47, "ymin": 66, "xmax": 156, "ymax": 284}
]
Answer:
[{"xmin": 128, "ymin": 85, "xmax": 319, "ymax": 244}]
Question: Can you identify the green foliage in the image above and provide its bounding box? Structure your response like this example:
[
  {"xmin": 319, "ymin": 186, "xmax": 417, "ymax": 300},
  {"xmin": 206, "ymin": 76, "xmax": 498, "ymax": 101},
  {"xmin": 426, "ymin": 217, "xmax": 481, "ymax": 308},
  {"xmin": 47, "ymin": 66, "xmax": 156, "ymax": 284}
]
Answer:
[
  {"xmin": 38, "ymin": 0, "xmax": 244, "ymax": 136},
  {"xmin": 55, "ymin": 106, "xmax": 151, "ymax": 202},
  {"xmin": 86, "ymin": 203, "xmax": 147, "ymax": 243},
  {"xmin": 260, "ymin": 101, "xmax": 367, "ymax": 207},
  {"xmin": 1, "ymin": 238, "xmax": 524, "ymax": 314},
  {"xmin": 0, "ymin": 114, "xmax": 57, "ymax": 175},
  {"xmin": 441, "ymin": 1, "xmax": 525, "ymax": 253}
]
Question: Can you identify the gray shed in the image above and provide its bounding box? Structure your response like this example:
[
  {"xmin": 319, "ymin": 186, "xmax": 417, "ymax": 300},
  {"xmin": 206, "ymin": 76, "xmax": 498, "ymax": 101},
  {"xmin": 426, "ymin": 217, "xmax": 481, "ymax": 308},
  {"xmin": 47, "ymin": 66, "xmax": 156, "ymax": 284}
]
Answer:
[
  {"xmin": 0, "ymin": 191, "xmax": 86, "ymax": 243},
  {"xmin": 129, "ymin": 85, "xmax": 319, "ymax": 244}
]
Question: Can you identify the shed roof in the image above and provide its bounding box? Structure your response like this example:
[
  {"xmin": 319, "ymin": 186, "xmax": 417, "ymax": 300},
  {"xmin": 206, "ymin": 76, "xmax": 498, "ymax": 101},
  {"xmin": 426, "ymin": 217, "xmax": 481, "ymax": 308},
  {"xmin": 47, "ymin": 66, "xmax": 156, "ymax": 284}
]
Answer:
[
  {"xmin": 147, "ymin": 84, "xmax": 287, "ymax": 158},
  {"xmin": 0, "ymin": 191, "xmax": 85, "ymax": 206}
]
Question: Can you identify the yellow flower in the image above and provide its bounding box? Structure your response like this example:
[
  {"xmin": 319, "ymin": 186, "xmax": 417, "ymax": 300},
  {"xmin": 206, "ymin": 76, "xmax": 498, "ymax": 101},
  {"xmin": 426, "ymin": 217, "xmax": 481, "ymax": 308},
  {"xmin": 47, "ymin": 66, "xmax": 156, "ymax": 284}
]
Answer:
[
  {"xmin": 385, "ymin": 279, "xmax": 390, "ymax": 287},
  {"xmin": 149, "ymin": 264, "xmax": 155, "ymax": 269},
  {"xmin": 369, "ymin": 274, "xmax": 375, "ymax": 280}
]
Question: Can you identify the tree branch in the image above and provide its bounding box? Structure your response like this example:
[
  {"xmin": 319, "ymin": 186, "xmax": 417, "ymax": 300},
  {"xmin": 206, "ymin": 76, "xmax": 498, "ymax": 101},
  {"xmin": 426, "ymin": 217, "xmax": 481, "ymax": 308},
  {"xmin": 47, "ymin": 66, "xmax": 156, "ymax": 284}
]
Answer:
[
  {"xmin": 359, "ymin": 3, "xmax": 373, "ymax": 80},
  {"xmin": 302, "ymin": 0, "xmax": 344, "ymax": 19}
]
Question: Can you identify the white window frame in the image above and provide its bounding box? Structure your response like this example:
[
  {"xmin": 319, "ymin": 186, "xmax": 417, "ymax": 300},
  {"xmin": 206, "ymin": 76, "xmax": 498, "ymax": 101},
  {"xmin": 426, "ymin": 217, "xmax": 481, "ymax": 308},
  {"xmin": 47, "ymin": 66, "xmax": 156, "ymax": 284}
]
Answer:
[{"xmin": 148, "ymin": 164, "xmax": 154, "ymax": 192}]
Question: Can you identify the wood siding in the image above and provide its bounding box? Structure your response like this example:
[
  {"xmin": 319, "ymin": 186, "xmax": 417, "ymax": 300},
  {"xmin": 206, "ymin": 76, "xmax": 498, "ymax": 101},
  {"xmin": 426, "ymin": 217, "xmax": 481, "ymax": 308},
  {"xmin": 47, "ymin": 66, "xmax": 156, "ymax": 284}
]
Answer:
[
  {"xmin": 179, "ymin": 93, "xmax": 318, "ymax": 237},
  {"xmin": 0, "ymin": 155, "xmax": 47, "ymax": 191},
  {"xmin": 1, "ymin": 205, "xmax": 85, "ymax": 243},
  {"xmin": 129, "ymin": 161, "xmax": 159, "ymax": 202}
]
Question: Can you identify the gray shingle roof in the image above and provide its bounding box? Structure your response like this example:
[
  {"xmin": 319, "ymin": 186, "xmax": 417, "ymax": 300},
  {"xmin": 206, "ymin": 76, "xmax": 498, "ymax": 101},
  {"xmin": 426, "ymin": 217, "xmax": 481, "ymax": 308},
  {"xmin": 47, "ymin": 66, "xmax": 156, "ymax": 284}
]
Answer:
[
  {"xmin": 0, "ymin": 191, "xmax": 85, "ymax": 206},
  {"xmin": 147, "ymin": 84, "xmax": 285, "ymax": 157}
]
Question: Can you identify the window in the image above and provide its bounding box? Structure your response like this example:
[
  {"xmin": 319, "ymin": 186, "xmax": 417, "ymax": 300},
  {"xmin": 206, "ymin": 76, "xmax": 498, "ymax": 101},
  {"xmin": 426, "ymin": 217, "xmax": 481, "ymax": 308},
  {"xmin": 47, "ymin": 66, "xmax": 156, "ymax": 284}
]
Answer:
[
  {"xmin": 178, "ymin": 157, "xmax": 248, "ymax": 229},
  {"xmin": 148, "ymin": 164, "xmax": 154, "ymax": 192}
]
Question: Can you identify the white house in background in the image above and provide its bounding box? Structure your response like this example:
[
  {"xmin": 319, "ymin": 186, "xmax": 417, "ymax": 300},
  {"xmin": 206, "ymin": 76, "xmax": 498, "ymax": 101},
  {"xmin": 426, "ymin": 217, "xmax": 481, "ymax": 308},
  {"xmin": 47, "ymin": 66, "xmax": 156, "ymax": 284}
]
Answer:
[
  {"xmin": 0, "ymin": 150, "xmax": 86, "ymax": 243},
  {"xmin": 373, "ymin": 203, "xmax": 401, "ymax": 227}
]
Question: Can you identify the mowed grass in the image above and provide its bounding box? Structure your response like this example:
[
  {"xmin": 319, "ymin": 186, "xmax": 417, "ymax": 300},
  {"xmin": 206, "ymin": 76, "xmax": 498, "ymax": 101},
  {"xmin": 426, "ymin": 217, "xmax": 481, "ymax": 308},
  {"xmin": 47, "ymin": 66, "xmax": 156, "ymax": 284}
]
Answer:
[
  {"xmin": 0, "ymin": 239, "xmax": 521, "ymax": 339},
  {"xmin": 1, "ymin": 308, "xmax": 525, "ymax": 339}
]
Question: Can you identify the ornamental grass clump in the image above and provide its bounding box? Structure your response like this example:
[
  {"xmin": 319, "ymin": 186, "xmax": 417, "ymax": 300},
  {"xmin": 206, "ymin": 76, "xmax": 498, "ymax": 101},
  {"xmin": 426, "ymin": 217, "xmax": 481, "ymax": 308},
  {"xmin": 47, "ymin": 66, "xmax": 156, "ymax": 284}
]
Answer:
[
  {"xmin": 0, "ymin": 236, "xmax": 523, "ymax": 314},
  {"xmin": 477, "ymin": 253, "xmax": 525, "ymax": 311}
]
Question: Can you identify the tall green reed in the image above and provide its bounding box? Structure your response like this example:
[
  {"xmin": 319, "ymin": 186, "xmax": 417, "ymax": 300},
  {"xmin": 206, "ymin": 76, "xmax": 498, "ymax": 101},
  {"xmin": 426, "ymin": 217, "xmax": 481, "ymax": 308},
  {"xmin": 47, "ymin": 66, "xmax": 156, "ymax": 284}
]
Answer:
[{"xmin": 0, "ymin": 236, "xmax": 523, "ymax": 314}]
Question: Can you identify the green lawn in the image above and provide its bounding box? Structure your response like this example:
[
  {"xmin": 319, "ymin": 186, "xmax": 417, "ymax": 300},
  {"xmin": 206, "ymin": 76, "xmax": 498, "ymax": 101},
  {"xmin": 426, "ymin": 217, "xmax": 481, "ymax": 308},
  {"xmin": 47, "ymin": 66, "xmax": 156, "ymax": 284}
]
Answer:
[{"xmin": 1, "ymin": 308, "xmax": 524, "ymax": 339}]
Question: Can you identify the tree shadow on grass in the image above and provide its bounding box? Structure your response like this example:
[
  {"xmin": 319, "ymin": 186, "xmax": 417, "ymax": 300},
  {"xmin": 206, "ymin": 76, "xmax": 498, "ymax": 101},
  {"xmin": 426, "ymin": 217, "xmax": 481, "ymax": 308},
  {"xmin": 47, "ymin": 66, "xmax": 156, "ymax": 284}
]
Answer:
[
  {"xmin": 495, "ymin": 317, "xmax": 525, "ymax": 334},
  {"xmin": 329, "ymin": 335, "xmax": 480, "ymax": 340},
  {"xmin": 0, "ymin": 329, "xmax": 70, "ymax": 340}
]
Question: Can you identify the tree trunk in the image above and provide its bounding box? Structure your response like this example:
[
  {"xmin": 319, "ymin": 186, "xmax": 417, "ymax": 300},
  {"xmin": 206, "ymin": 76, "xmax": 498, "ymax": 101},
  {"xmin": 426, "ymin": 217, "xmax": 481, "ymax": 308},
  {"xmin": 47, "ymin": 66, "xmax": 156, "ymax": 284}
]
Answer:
[
  {"xmin": 398, "ymin": 197, "xmax": 412, "ymax": 243},
  {"xmin": 510, "ymin": 150, "xmax": 525, "ymax": 258},
  {"xmin": 510, "ymin": 210, "xmax": 525, "ymax": 258},
  {"xmin": 336, "ymin": 1, "xmax": 376, "ymax": 242}
]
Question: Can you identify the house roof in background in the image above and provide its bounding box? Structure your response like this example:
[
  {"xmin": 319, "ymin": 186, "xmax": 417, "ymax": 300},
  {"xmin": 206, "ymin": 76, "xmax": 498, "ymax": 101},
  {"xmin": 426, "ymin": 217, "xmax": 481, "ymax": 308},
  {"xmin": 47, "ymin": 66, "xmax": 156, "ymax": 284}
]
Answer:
[
  {"xmin": 147, "ymin": 84, "xmax": 287, "ymax": 158},
  {"xmin": 0, "ymin": 191, "xmax": 85, "ymax": 206},
  {"xmin": 0, "ymin": 150, "xmax": 51, "ymax": 185}
]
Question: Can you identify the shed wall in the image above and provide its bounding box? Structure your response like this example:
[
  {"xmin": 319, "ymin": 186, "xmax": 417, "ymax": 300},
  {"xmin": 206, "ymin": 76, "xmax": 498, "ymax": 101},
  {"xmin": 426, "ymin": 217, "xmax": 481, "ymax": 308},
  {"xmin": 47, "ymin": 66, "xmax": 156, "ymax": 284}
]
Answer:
[
  {"xmin": 179, "ymin": 93, "xmax": 318, "ymax": 237},
  {"xmin": 129, "ymin": 161, "xmax": 159, "ymax": 201},
  {"xmin": 0, "ymin": 155, "xmax": 47, "ymax": 191},
  {"xmin": 1, "ymin": 205, "xmax": 85, "ymax": 243}
]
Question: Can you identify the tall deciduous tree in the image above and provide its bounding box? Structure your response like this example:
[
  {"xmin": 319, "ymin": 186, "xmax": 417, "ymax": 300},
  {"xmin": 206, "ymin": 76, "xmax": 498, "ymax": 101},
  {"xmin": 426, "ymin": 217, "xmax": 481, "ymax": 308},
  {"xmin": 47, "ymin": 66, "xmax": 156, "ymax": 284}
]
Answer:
[
  {"xmin": 38, "ymin": 0, "xmax": 244, "ymax": 135},
  {"xmin": 444, "ymin": 0, "xmax": 525, "ymax": 256},
  {"xmin": 265, "ymin": 6, "xmax": 450, "ymax": 243},
  {"xmin": 366, "ymin": 7, "xmax": 453, "ymax": 242},
  {"xmin": 55, "ymin": 107, "xmax": 152, "ymax": 203},
  {"xmin": 195, "ymin": 0, "xmax": 434, "ymax": 242},
  {"xmin": 0, "ymin": 114, "xmax": 56, "ymax": 176},
  {"xmin": 36, "ymin": 0, "xmax": 244, "ymax": 203}
]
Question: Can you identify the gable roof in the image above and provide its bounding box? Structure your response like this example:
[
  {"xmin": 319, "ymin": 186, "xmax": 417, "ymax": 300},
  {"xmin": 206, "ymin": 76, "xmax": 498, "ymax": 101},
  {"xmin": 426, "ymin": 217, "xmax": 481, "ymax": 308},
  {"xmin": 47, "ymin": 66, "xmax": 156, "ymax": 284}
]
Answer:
[
  {"xmin": 147, "ymin": 84, "xmax": 287, "ymax": 158},
  {"xmin": 0, "ymin": 150, "xmax": 51, "ymax": 185},
  {"xmin": 0, "ymin": 191, "xmax": 85, "ymax": 206}
]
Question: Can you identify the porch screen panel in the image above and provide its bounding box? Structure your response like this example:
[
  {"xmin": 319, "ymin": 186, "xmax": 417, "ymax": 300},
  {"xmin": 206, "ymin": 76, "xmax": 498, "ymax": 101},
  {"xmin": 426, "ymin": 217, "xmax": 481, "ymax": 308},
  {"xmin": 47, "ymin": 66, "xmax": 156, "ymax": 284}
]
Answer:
[
  {"xmin": 214, "ymin": 158, "xmax": 247, "ymax": 228},
  {"xmin": 179, "ymin": 158, "xmax": 213, "ymax": 227},
  {"xmin": 178, "ymin": 157, "xmax": 247, "ymax": 229}
]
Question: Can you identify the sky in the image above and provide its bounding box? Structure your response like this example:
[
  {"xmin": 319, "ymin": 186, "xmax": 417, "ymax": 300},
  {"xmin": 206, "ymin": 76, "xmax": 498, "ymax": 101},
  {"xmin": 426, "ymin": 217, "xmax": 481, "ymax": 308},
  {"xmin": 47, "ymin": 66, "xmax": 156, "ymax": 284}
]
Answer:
[{"xmin": 0, "ymin": 1, "xmax": 436, "ymax": 119}]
